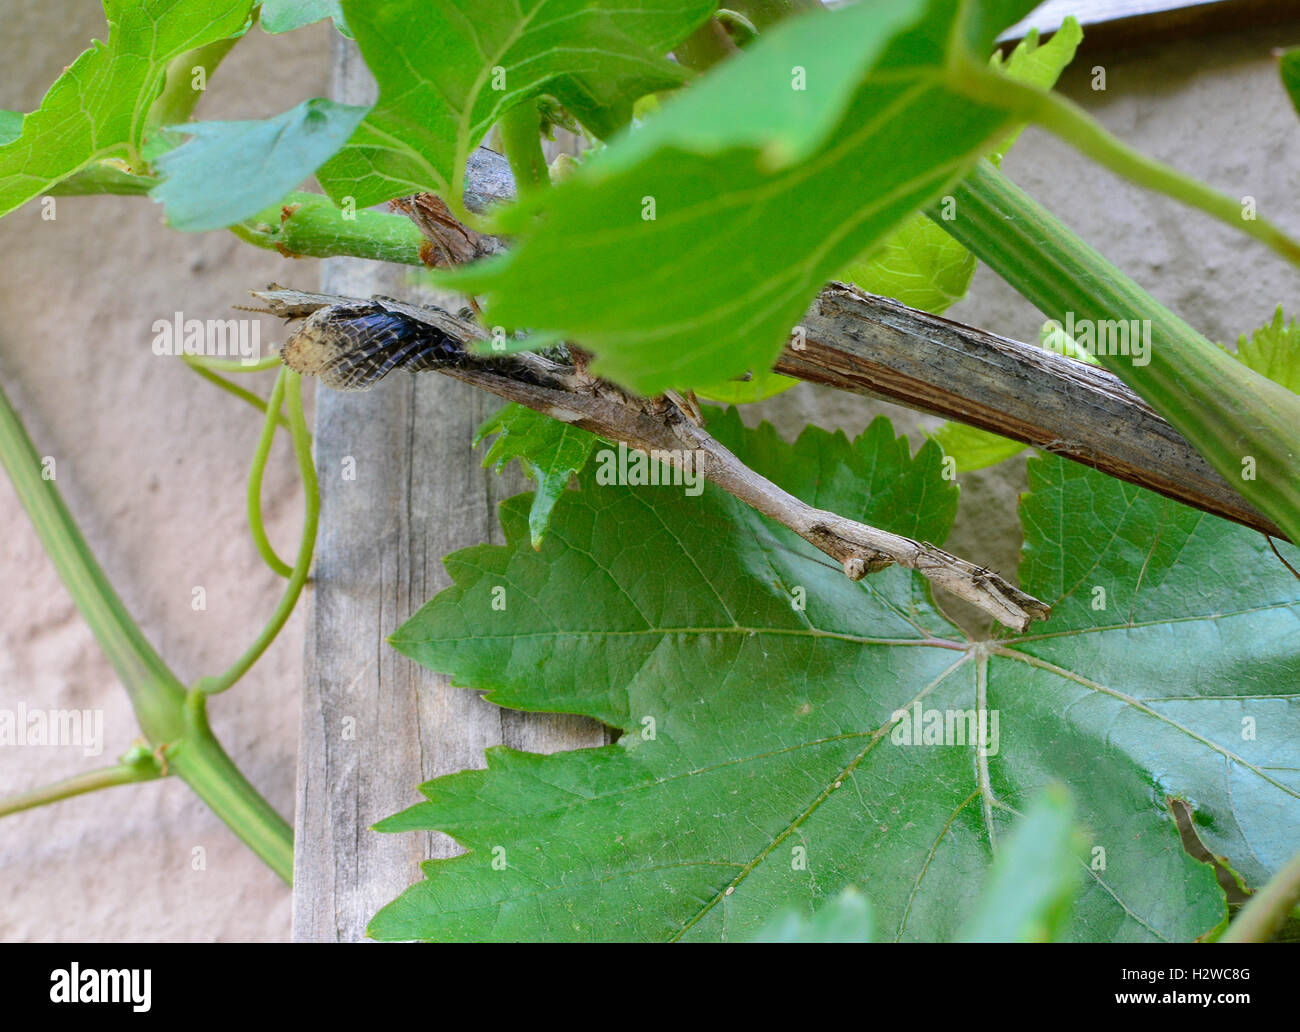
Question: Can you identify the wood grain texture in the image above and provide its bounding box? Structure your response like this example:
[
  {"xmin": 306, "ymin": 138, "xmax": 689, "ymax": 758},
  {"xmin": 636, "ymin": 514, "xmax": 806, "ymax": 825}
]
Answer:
[
  {"xmin": 778, "ymin": 283, "xmax": 1282, "ymax": 539},
  {"xmin": 291, "ymin": 37, "xmax": 606, "ymax": 943}
]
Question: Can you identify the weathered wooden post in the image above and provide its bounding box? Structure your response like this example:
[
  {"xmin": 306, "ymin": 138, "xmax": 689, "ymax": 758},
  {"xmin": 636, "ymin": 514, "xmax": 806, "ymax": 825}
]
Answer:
[{"xmin": 292, "ymin": 37, "xmax": 604, "ymax": 942}]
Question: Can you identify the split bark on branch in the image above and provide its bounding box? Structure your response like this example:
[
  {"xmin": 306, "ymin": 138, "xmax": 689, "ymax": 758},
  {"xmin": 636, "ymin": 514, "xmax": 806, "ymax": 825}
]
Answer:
[{"xmin": 781, "ymin": 284, "xmax": 1282, "ymax": 539}]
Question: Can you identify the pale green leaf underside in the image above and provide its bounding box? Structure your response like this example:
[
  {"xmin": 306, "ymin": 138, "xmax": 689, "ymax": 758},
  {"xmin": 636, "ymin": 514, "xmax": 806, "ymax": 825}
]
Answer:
[
  {"xmin": 375, "ymin": 409, "xmax": 1300, "ymax": 941},
  {"xmin": 451, "ymin": 0, "xmax": 1046, "ymax": 395},
  {"xmin": 0, "ymin": 111, "xmax": 23, "ymax": 147},
  {"xmin": 931, "ymin": 420, "xmax": 1028, "ymax": 473},
  {"xmin": 152, "ymin": 98, "xmax": 369, "ymax": 231},
  {"xmin": 0, "ymin": 0, "xmax": 254, "ymax": 219},
  {"xmin": 260, "ymin": 0, "xmax": 351, "ymax": 37},
  {"xmin": 840, "ymin": 17, "xmax": 1082, "ymax": 320}
]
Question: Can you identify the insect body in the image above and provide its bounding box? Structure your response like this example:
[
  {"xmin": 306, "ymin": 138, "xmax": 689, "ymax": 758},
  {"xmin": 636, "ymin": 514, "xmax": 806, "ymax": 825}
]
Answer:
[
  {"xmin": 260, "ymin": 286, "xmax": 570, "ymax": 393},
  {"xmin": 281, "ymin": 301, "xmax": 472, "ymax": 391}
]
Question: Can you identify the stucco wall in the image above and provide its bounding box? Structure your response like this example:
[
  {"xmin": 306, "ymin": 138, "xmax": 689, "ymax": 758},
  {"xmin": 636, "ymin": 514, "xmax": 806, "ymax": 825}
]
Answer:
[
  {"xmin": 1, "ymin": 4, "xmax": 1297, "ymax": 941},
  {"xmin": 0, "ymin": 7, "xmax": 330, "ymax": 942}
]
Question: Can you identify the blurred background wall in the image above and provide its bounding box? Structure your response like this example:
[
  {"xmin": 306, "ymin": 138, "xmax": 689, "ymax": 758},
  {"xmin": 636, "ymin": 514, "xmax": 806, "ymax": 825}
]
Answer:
[
  {"xmin": 0, "ymin": 6, "xmax": 331, "ymax": 942},
  {"xmin": 1, "ymin": 2, "xmax": 1297, "ymax": 941}
]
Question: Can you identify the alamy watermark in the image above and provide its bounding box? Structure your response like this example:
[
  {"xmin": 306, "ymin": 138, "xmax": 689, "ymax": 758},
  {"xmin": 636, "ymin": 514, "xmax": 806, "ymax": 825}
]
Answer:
[
  {"xmin": 0, "ymin": 703, "xmax": 103, "ymax": 757},
  {"xmin": 151, "ymin": 313, "xmax": 262, "ymax": 365},
  {"xmin": 1043, "ymin": 311, "xmax": 1151, "ymax": 367},
  {"xmin": 50, "ymin": 964, "xmax": 150, "ymax": 1012},
  {"xmin": 594, "ymin": 442, "xmax": 705, "ymax": 496},
  {"xmin": 890, "ymin": 701, "xmax": 1000, "ymax": 757}
]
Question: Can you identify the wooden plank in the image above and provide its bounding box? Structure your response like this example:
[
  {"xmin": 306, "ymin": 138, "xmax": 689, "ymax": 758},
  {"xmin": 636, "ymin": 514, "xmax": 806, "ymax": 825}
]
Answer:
[{"xmin": 291, "ymin": 36, "xmax": 607, "ymax": 942}]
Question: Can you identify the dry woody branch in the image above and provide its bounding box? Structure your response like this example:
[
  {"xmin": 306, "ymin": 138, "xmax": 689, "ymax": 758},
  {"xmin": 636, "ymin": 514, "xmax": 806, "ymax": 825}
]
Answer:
[
  {"xmin": 253, "ymin": 284, "xmax": 1052, "ymax": 631},
  {"xmin": 425, "ymin": 145, "xmax": 1286, "ymax": 540},
  {"xmin": 246, "ymin": 150, "xmax": 1280, "ymax": 634}
]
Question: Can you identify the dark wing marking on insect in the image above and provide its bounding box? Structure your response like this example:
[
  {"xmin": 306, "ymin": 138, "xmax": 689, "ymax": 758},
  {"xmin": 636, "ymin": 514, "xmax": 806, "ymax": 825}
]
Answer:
[
  {"xmin": 278, "ymin": 295, "xmax": 572, "ymax": 392},
  {"xmin": 281, "ymin": 303, "xmax": 471, "ymax": 391}
]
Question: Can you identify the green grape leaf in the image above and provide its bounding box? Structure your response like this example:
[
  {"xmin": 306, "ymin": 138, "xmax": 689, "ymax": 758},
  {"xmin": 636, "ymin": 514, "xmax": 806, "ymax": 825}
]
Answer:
[
  {"xmin": 260, "ymin": 0, "xmax": 351, "ymax": 37},
  {"xmin": 842, "ymin": 216, "xmax": 978, "ymax": 317},
  {"xmin": 955, "ymin": 784, "xmax": 1085, "ymax": 942},
  {"xmin": 756, "ymin": 785, "xmax": 1083, "ymax": 943},
  {"xmin": 1011, "ymin": 455, "xmax": 1300, "ymax": 904},
  {"xmin": 374, "ymin": 408, "xmax": 1299, "ymax": 941},
  {"xmin": 0, "ymin": 111, "xmax": 23, "ymax": 147},
  {"xmin": 840, "ymin": 17, "xmax": 1082, "ymax": 321},
  {"xmin": 754, "ymin": 886, "xmax": 875, "ymax": 943},
  {"xmin": 0, "ymin": 0, "xmax": 254, "ymax": 219},
  {"xmin": 474, "ymin": 404, "xmax": 599, "ymax": 549},
  {"xmin": 695, "ymin": 370, "xmax": 799, "ymax": 405},
  {"xmin": 316, "ymin": 0, "xmax": 714, "ymax": 210},
  {"xmin": 150, "ymin": 98, "xmax": 370, "ymax": 231},
  {"xmin": 1229, "ymin": 306, "xmax": 1300, "ymax": 394},
  {"xmin": 988, "ymin": 17, "xmax": 1083, "ymax": 162},
  {"xmin": 992, "ymin": 18, "xmax": 1084, "ymax": 89},
  {"xmin": 48, "ymin": 161, "xmax": 155, "ymax": 197},
  {"xmin": 0, "ymin": 114, "xmax": 169, "ymax": 196},
  {"xmin": 931, "ymin": 420, "xmax": 1028, "ymax": 473},
  {"xmin": 448, "ymin": 0, "xmax": 1058, "ymax": 395},
  {"xmin": 1280, "ymin": 47, "xmax": 1300, "ymax": 117}
]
